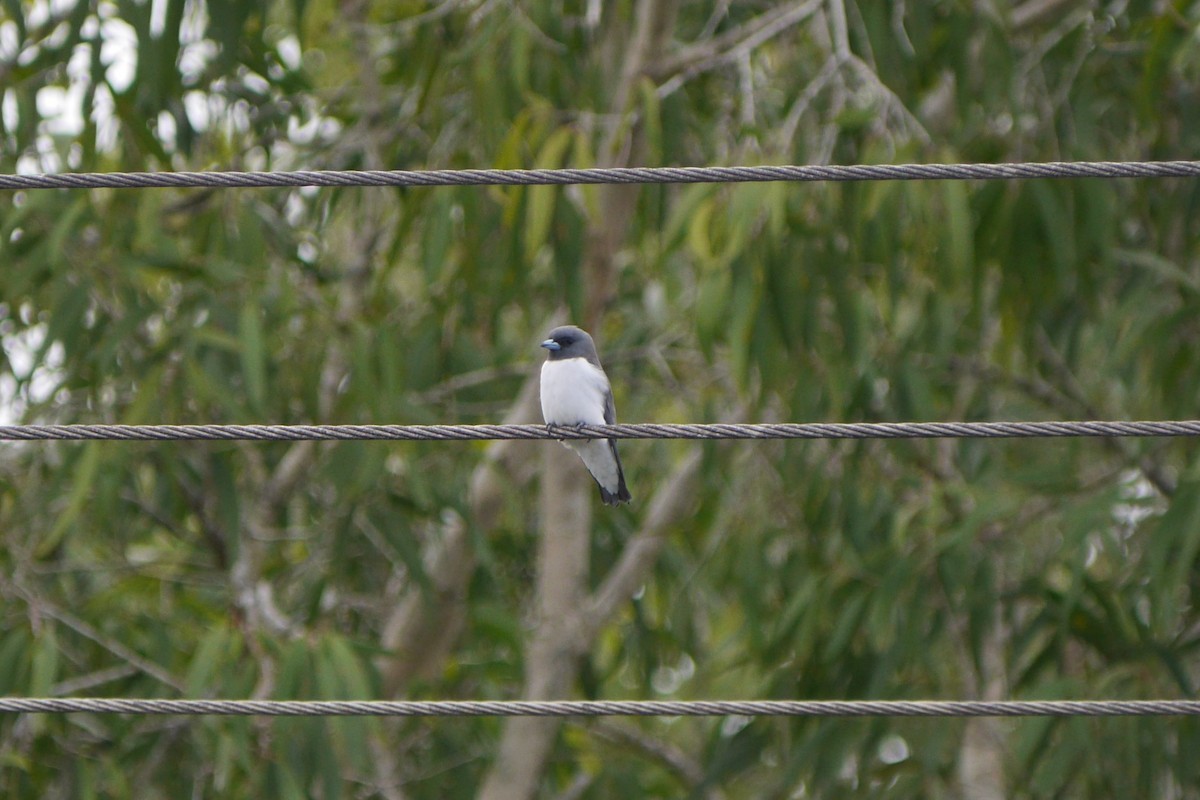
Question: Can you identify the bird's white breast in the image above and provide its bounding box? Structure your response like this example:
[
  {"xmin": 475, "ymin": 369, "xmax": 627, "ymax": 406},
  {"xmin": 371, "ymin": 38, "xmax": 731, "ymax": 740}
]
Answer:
[{"xmin": 540, "ymin": 358, "xmax": 610, "ymax": 425}]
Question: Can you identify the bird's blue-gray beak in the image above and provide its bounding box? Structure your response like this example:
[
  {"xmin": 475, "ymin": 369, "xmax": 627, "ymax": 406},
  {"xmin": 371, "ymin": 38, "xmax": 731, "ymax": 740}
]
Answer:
[{"xmin": 541, "ymin": 339, "xmax": 561, "ymax": 351}]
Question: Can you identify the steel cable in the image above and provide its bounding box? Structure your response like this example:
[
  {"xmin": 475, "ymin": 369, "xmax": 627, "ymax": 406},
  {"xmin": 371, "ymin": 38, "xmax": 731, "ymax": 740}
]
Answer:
[
  {"xmin": 1, "ymin": 697, "xmax": 1198, "ymax": 717},
  {"xmin": 1, "ymin": 420, "xmax": 1199, "ymax": 441},
  {"xmin": 2, "ymin": 160, "xmax": 1198, "ymax": 191}
]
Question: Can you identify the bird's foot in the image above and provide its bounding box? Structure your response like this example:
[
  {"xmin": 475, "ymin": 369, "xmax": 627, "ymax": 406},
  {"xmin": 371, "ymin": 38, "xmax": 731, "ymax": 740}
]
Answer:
[
  {"xmin": 545, "ymin": 422, "xmax": 594, "ymax": 441},
  {"xmin": 571, "ymin": 422, "xmax": 599, "ymax": 440}
]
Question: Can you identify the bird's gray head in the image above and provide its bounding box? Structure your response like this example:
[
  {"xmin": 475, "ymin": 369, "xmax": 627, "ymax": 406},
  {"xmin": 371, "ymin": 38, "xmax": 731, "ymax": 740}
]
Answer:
[{"xmin": 541, "ymin": 325, "xmax": 601, "ymax": 365}]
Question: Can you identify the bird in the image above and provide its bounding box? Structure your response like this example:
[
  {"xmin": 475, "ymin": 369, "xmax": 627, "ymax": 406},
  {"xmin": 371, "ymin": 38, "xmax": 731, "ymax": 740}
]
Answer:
[{"xmin": 539, "ymin": 325, "xmax": 632, "ymax": 506}]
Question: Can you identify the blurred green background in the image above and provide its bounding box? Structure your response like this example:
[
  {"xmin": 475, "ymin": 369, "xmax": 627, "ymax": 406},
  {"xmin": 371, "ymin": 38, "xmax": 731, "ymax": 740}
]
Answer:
[{"xmin": 3, "ymin": 0, "xmax": 1200, "ymax": 797}]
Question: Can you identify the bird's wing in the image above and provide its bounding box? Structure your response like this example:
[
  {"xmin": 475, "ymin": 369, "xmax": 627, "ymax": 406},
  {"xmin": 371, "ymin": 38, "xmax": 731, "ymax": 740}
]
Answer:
[{"xmin": 603, "ymin": 386, "xmax": 617, "ymax": 425}]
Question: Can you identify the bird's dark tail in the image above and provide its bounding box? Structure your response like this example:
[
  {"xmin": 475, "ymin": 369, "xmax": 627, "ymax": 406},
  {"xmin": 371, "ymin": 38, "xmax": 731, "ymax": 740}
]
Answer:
[{"xmin": 599, "ymin": 441, "xmax": 632, "ymax": 506}]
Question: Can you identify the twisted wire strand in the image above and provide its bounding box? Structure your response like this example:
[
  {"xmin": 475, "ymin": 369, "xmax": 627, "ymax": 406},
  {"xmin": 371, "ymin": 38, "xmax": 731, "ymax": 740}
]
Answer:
[
  {"xmin": 0, "ymin": 697, "xmax": 1198, "ymax": 717},
  {"xmin": 2, "ymin": 160, "xmax": 1198, "ymax": 191},
  {"xmin": 2, "ymin": 420, "xmax": 1200, "ymax": 441}
]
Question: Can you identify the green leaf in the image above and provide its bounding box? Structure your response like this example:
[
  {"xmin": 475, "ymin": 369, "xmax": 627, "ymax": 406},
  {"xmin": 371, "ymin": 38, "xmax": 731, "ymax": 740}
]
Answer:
[
  {"xmin": 942, "ymin": 179, "xmax": 974, "ymax": 275},
  {"xmin": 639, "ymin": 77, "xmax": 662, "ymax": 165},
  {"xmin": 41, "ymin": 442, "xmax": 101, "ymax": 556},
  {"xmin": 523, "ymin": 125, "xmax": 574, "ymax": 261},
  {"xmin": 185, "ymin": 623, "xmax": 234, "ymax": 694},
  {"xmin": 1146, "ymin": 481, "xmax": 1200, "ymax": 632},
  {"xmin": 239, "ymin": 301, "xmax": 267, "ymax": 416},
  {"xmin": 0, "ymin": 630, "xmax": 31, "ymax": 694},
  {"xmin": 30, "ymin": 625, "xmax": 58, "ymax": 697},
  {"xmin": 687, "ymin": 198, "xmax": 716, "ymax": 265},
  {"xmin": 695, "ymin": 268, "xmax": 731, "ymax": 353}
]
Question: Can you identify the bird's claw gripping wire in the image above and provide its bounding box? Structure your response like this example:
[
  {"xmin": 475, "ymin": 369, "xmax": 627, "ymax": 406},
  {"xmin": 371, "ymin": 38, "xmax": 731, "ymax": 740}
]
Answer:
[{"xmin": 545, "ymin": 422, "xmax": 598, "ymax": 441}]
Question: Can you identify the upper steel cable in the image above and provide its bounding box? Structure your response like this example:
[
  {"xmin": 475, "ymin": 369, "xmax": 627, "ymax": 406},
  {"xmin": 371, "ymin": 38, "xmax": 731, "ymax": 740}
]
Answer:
[
  {"xmin": 1, "ymin": 161, "xmax": 1198, "ymax": 191},
  {"xmin": 1, "ymin": 697, "xmax": 1198, "ymax": 717}
]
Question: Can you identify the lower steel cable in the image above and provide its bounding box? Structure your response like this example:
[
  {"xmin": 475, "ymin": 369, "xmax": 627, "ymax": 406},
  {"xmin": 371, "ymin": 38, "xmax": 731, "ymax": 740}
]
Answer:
[{"xmin": 1, "ymin": 697, "xmax": 1198, "ymax": 717}]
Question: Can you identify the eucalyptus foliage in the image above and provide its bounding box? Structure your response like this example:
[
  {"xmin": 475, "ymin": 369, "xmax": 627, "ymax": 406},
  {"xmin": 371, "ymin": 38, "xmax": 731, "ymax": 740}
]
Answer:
[{"xmin": 2, "ymin": 1, "xmax": 1200, "ymax": 797}]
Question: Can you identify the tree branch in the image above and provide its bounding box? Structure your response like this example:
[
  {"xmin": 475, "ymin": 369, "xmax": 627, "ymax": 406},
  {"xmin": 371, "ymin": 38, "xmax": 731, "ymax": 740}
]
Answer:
[
  {"xmin": 1011, "ymin": 0, "xmax": 1082, "ymax": 31},
  {"xmin": 477, "ymin": 440, "xmax": 593, "ymax": 800},
  {"xmin": 650, "ymin": 1, "xmax": 821, "ymax": 84},
  {"xmin": 583, "ymin": 448, "xmax": 702, "ymax": 636},
  {"xmin": 0, "ymin": 577, "xmax": 185, "ymax": 692},
  {"xmin": 587, "ymin": 0, "xmax": 682, "ymax": 324},
  {"xmin": 588, "ymin": 719, "xmax": 724, "ymax": 799},
  {"xmin": 479, "ymin": 4, "xmax": 694, "ymax": 796},
  {"xmin": 379, "ymin": 372, "xmax": 543, "ymax": 695}
]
